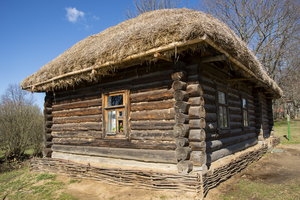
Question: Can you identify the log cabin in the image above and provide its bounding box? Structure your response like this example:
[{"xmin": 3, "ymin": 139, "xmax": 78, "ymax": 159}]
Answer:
[{"xmin": 22, "ymin": 9, "xmax": 282, "ymax": 198}]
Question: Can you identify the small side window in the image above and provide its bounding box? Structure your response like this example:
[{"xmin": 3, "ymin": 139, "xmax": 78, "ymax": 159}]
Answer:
[
  {"xmin": 218, "ymin": 91, "xmax": 229, "ymax": 128},
  {"xmin": 242, "ymin": 98, "xmax": 249, "ymax": 127},
  {"xmin": 103, "ymin": 91, "xmax": 128, "ymax": 137}
]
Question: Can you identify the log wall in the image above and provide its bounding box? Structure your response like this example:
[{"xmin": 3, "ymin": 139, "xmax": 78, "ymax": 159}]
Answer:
[{"xmin": 47, "ymin": 64, "xmax": 178, "ymax": 164}]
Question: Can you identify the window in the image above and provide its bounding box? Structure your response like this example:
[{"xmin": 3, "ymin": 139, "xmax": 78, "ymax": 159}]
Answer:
[
  {"xmin": 242, "ymin": 98, "xmax": 249, "ymax": 127},
  {"xmin": 103, "ymin": 91, "xmax": 128, "ymax": 137},
  {"xmin": 218, "ymin": 91, "xmax": 228, "ymax": 128}
]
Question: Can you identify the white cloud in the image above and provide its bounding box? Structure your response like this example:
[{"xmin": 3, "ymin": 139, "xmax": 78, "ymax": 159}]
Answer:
[{"xmin": 65, "ymin": 7, "xmax": 85, "ymax": 23}]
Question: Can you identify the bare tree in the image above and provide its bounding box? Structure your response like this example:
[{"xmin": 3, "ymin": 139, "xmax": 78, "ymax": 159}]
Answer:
[
  {"xmin": 204, "ymin": 0, "xmax": 300, "ymax": 80},
  {"xmin": 127, "ymin": 0, "xmax": 181, "ymax": 18},
  {"xmin": 0, "ymin": 84, "xmax": 44, "ymax": 160}
]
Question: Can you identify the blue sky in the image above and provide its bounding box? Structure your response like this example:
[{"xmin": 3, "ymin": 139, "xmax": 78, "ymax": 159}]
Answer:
[{"xmin": 0, "ymin": 0, "xmax": 202, "ymax": 109}]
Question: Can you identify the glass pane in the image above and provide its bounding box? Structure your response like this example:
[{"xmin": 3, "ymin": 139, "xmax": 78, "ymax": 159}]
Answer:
[
  {"xmin": 218, "ymin": 91, "xmax": 226, "ymax": 104},
  {"xmin": 219, "ymin": 106, "xmax": 224, "ymax": 127},
  {"xmin": 107, "ymin": 110, "xmax": 116, "ymax": 133},
  {"xmin": 118, "ymin": 120, "xmax": 124, "ymax": 133},
  {"xmin": 243, "ymin": 110, "xmax": 248, "ymax": 126},
  {"xmin": 108, "ymin": 94, "xmax": 123, "ymax": 106},
  {"xmin": 242, "ymin": 98, "xmax": 247, "ymax": 109},
  {"xmin": 223, "ymin": 107, "xmax": 228, "ymax": 127}
]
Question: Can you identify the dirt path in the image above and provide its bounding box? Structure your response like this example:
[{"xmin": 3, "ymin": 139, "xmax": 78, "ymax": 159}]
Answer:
[
  {"xmin": 206, "ymin": 144, "xmax": 300, "ymax": 199},
  {"xmin": 59, "ymin": 144, "xmax": 300, "ymax": 200}
]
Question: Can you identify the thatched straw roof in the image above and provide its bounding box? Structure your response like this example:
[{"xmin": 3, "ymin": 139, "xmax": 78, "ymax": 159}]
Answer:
[{"xmin": 21, "ymin": 9, "xmax": 282, "ymax": 97}]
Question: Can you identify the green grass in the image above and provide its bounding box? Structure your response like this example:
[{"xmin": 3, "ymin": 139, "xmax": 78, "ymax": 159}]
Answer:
[
  {"xmin": 221, "ymin": 179, "xmax": 300, "ymax": 200},
  {"xmin": 0, "ymin": 166, "xmax": 78, "ymax": 200},
  {"xmin": 274, "ymin": 119, "xmax": 300, "ymax": 144}
]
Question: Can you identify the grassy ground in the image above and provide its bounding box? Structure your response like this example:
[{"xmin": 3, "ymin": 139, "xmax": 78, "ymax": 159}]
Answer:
[
  {"xmin": 0, "ymin": 165, "xmax": 78, "ymax": 200},
  {"xmin": 274, "ymin": 119, "xmax": 300, "ymax": 144}
]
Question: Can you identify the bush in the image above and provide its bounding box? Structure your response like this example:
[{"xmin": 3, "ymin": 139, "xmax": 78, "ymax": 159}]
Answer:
[{"xmin": 0, "ymin": 84, "xmax": 44, "ymax": 160}]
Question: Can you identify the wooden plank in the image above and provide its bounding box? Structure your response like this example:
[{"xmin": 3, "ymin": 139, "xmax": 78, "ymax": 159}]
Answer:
[
  {"xmin": 53, "ymin": 115, "xmax": 101, "ymax": 124},
  {"xmin": 52, "ymin": 145, "xmax": 177, "ymax": 163},
  {"xmin": 131, "ymin": 100, "xmax": 174, "ymax": 112},
  {"xmin": 130, "ymin": 130, "xmax": 174, "ymax": 140},
  {"xmin": 130, "ymin": 88, "xmax": 174, "ymax": 103},
  {"xmin": 130, "ymin": 108, "xmax": 175, "ymax": 121},
  {"xmin": 131, "ymin": 120, "xmax": 175, "ymax": 130},
  {"xmin": 52, "ymin": 107, "xmax": 101, "ymax": 117},
  {"xmin": 52, "ymin": 99, "xmax": 101, "ymax": 111},
  {"xmin": 51, "ymin": 122, "xmax": 101, "ymax": 131}
]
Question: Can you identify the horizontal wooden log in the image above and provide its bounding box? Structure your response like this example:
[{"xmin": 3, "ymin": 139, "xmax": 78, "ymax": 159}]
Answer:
[
  {"xmin": 177, "ymin": 160, "xmax": 193, "ymax": 174},
  {"xmin": 189, "ymin": 106, "xmax": 206, "ymax": 119},
  {"xmin": 53, "ymin": 115, "xmax": 101, "ymax": 124},
  {"xmin": 175, "ymin": 147, "xmax": 191, "ymax": 161},
  {"xmin": 130, "ymin": 89, "xmax": 174, "ymax": 103},
  {"xmin": 203, "ymin": 94, "xmax": 215, "ymax": 103},
  {"xmin": 229, "ymin": 106, "xmax": 241, "ymax": 115},
  {"xmin": 206, "ymin": 132, "xmax": 256, "ymax": 152},
  {"xmin": 230, "ymin": 114, "xmax": 242, "ymax": 122},
  {"xmin": 52, "ymin": 107, "xmax": 101, "ymax": 118},
  {"xmin": 52, "ymin": 99, "xmax": 101, "ymax": 111},
  {"xmin": 130, "ymin": 108, "xmax": 175, "ymax": 121},
  {"xmin": 204, "ymin": 104, "xmax": 217, "ymax": 113},
  {"xmin": 51, "ymin": 138, "xmax": 176, "ymax": 150},
  {"xmin": 188, "ymin": 96, "xmax": 205, "ymax": 106},
  {"xmin": 51, "ymin": 130, "xmax": 102, "ymax": 138},
  {"xmin": 190, "ymin": 151, "xmax": 206, "ymax": 166},
  {"xmin": 189, "ymin": 119, "xmax": 206, "ymax": 129},
  {"xmin": 202, "ymin": 85, "xmax": 216, "ymax": 95},
  {"xmin": 130, "ymin": 130, "xmax": 174, "ymax": 140},
  {"xmin": 189, "ymin": 129, "xmax": 206, "ymax": 141},
  {"xmin": 207, "ymin": 138, "xmax": 257, "ymax": 163},
  {"xmin": 186, "ymin": 84, "xmax": 203, "ymax": 97},
  {"xmin": 52, "ymin": 145, "xmax": 177, "ymax": 164},
  {"xmin": 51, "ymin": 122, "xmax": 101, "ymax": 131},
  {"xmin": 173, "ymin": 123, "xmax": 189, "ymax": 138},
  {"xmin": 172, "ymin": 81, "xmax": 187, "ymax": 91},
  {"xmin": 131, "ymin": 120, "xmax": 175, "ymax": 130},
  {"xmin": 131, "ymin": 100, "xmax": 174, "ymax": 112},
  {"xmin": 205, "ymin": 113, "xmax": 217, "ymax": 123},
  {"xmin": 174, "ymin": 90, "xmax": 189, "ymax": 101},
  {"xmin": 174, "ymin": 101, "xmax": 190, "ymax": 114}
]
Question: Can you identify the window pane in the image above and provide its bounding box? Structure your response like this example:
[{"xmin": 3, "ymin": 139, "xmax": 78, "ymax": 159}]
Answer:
[
  {"xmin": 118, "ymin": 120, "xmax": 124, "ymax": 133},
  {"xmin": 107, "ymin": 110, "xmax": 116, "ymax": 133},
  {"xmin": 243, "ymin": 110, "xmax": 248, "ymax": 126},
  {"xmin": 223, "ymin": 107, "xmax": 228, "ymax": 127},
  {"xmin": 242, "ymin": 98, "xmax": 247, "ymax": 109},
  {"xmin": 218, "ymin": 91, "xmax": 226, "ymax": 104},
  {"xmin": 219, "ymin": 106, "xmax": 224, "ymax": 127},
  {"xmin": 108, "ymin": 95, "xmax": 123, "ymax": 106}
]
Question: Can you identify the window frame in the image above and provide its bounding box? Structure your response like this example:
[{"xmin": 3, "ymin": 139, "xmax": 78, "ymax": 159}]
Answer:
[
  {"xmin": 102, "ymin": 90, "xmax": 129, "ymax": 139},
  {"xmin": 241, "ymin": 97, "xmax": 249, "ymax": 127},
  {"xmin": 217, "ymin": 90, "xmax": 229, "ymax": 129}
]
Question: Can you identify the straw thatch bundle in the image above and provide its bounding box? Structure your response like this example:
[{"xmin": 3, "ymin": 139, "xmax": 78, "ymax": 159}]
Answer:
[{"xmin": 21, "ymin": 9, "xmax": 282, "ymax": 97}]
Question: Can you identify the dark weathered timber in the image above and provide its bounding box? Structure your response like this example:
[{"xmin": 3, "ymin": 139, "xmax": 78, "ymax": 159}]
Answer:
[
  {"xmin": 52, "ymin": 107, "xmax": 101, "ymax": 118},
  {"xmin": 171, "ymin": 71, "xmax": 186, "ymax": 81},
  {"xmin": 51, "ymin": 138, "xmax": 176, "ymax": 150},
  {"xmin": 173, "ymin": 123, "xmax": 189, "ymax": 138},
  {"xmin": 189, "ymin": 119, "xmax": 206, "ymax": 129},
  {"xmin": 186, "ymin": 84, "xmax": 204, "ymax": 97},
  {"xmin": 176, "ymin": 138, "xmax": 189, "ymax": 147},
  {"xmin": 177, "ymin": 160, "xmax": 193, "ymax": 174},
  {"xmin": 51, "ymin": 122, "xmax": 102, "ymax": 131},
  {"xmin": 175, "ymin": 147, "xmax": 191, "ymax": 161},
  {"xmin": 130, "ymin": 89, "xmax": 174, "ymax": 103},
  {"xmin": 52, "ymin": 99, "xmax": 101, "ymax": 111},
  {"xmin": 131, "ymin": 100, "xmax": 174, "ymax": 111},
  {"xmin": 207, "ymin": 138, "xmax": 257, "ymax": 163},
  {"xmin": 130, "ymin": 130, "xmax": 174, "ymax": 140},
  {"xmin": 206, "ymin": 132, "xmax": 256, "ymax": 152},
  {"xmin": 189, "ymin": 106, "xmax": 206, "ymax": 119},
  {"xmin": 130, "ymin": 108, "xmax": 175, "ymax": 121},
  {"xmin": 52, "ymin": 145, "xmax": 177, "ymax": 163},
  {"xmin": 174, "ymin": 90, "xmax": 189, "ymax": 101},
  {"xmin": 174, "ymin": 101, "xmax": 190, "ymax": 114},
  {"xmin": 131, "ymin": 120, "xmax": 175, "ymax": 130},
  {"xmin": 190, "ymin": 151, "xmax": 206, "ymax": 166},
  {"xmin": 188, "ymin": 96, "xmax": 205, "ymax": 106},
  {"xmin": 189, "ymin": 129, "xmax": 206, "ymax": 142},
  {"xmin": 53, "ymin": 115, "xmax": 101, "ymax": 124},
  {"xmin": 172, "ymin": 80, "xmax": 187, "ymax": 91}
]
